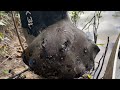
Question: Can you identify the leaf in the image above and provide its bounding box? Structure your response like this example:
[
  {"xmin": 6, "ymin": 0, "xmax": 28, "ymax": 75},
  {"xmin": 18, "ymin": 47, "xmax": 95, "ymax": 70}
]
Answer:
[
  {"xmin": 96, "ymin": 44, "xmax": 104, "ymax": 46},
  {"xmin": 82, "ymin": 74, "xmax": 92, "ymax": 79},
  {"xmin": 0, "ymin": 32, "xmax": 4, "ymax": 40},
  {"xmin": 87, "ymin": 74, "xmax": 92, "ymax": 79},
  {"xmin": 3, "ymin": 70, "xmax": 9, "ymax": 75}
]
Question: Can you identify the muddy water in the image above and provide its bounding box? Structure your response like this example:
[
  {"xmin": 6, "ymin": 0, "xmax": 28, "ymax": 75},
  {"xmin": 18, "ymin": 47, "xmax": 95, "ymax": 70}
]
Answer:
[{"xmin": 76, "ymin": 11, "xmax": 120, "ymax": 79}]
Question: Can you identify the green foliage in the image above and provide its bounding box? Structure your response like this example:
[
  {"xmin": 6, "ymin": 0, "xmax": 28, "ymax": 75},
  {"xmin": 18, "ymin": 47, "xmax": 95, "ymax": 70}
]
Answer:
[
  {"xmin": 95, "ymin": 11, "xmax": 102, "ymax": 18},
  {"xmin": 0, "ymin": 45, "xmax": 8, "ymax": 56},
  {"xmin": 2, "ymin": 70, "xmax": 9, "ymax": 75},
  {"xmin": 0, "ymin": 32, "xmax": 4, "ymax": 40},
  {"xmin": 82, "ymin": 74, "xmax": 92, "ymax": 79},
  {"xmin": 96, "ymin": 44, "xmax": 104, "ymax": 46},
  {"xmin": 0, "ymin": 32, "xmax": 8, "ymax": 56},
  {"xmin": 69, "ymin": 11, "xmax": 84, "ymax": 25}
]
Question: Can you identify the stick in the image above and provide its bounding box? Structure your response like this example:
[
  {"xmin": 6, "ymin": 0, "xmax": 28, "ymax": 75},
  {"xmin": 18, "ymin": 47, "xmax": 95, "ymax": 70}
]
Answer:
[
  {"xmin": 93, "ymin": 55, "xmax": 104, "ymax": 79},
  {"xmin": 11, "ymin": 11, "xmax": 24, "ymax": 51},
  {"xmin": 82, "ymin": 16, "xmax": 95, "ymax": 30},
  {"xmin": 7, "ymin": 68, "xmax": 30, "ymax": 79},
  {"xmin": 96, "ymin": 37, "xmax": 109, "ymax": 79}
]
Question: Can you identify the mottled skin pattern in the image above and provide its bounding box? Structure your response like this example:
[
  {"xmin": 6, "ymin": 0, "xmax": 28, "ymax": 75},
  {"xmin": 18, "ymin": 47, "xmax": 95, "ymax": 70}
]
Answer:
[{"xmin": 22, "ymin": 18, "xmax": 100, "ymax": 79}]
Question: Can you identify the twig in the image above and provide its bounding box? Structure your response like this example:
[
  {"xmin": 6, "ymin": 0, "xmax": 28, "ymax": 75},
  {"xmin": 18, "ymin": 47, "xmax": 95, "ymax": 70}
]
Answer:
[
  {"xmin": 85, "ymin": 23, "xmax": 93, "ymax": 30},
  {"xmin": 96, "ymin": 11, "xmax": 101, "ymax": 30},
  {"xmin": 0, "ymin": 53, "xmax": 14, "ymax": 66},
  {"xmin": 93, "ymin": 11, "xmax": 101, "ymax": 44},
  {"xmin": 96, "ymin": 37, "xmax": 109, "ymax": 79},
  {"xmin": 93, "ymin": 14, "xmax": 97, "ymax": 44},
  {"xmin": 93, "ymin": 55, "xmax": 104, "ymax": 79},
  {"xmin": 11, "ymin": 11, "xmax": 24, "ymax": 51},
  {"xmin": 82, "ymin": 16, "xmax": 95, "ymax": 30},
  {"xmin": 82, "ymin": 11, "xmax": 101, "ymax": 44},
  {"xmin": 7, "ymin": 68, "xmax": 30, "ymax": 79}
]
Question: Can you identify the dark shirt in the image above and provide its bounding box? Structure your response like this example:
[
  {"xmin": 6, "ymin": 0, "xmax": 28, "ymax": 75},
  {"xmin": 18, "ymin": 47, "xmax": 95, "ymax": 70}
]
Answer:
[{"xmin": 19, "ymin": 11, "xmax": 67, "ymax": 37}]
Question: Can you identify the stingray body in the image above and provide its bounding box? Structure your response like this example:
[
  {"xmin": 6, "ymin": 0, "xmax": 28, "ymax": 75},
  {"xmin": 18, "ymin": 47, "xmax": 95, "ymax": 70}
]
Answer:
[{"xmin": 22, "ymin": 17, "xmax": 100, "ymax": 79}]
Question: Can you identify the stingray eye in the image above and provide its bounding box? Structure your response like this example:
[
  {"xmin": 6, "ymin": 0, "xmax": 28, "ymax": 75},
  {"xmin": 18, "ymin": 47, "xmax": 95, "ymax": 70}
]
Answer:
[
  {"xmin": 29, "ymin": 58, "xmax": 36, "ymax": 68},
  {"xmin": 84, "ymin": 48, "xmax": 88, "ymax": 54}
]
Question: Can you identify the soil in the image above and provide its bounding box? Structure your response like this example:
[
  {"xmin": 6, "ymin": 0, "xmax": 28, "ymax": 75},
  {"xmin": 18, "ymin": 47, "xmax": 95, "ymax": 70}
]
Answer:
[{"xmin": 0, "ymin": 12, "xmax": 41, "ymax": 79}]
